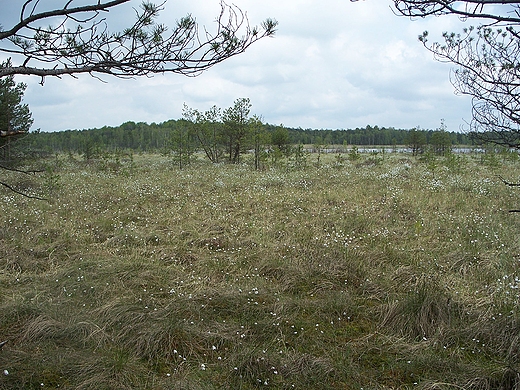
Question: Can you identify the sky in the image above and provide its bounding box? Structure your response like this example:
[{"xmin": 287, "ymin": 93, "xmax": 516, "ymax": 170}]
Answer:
[{"xmin": 1, "ymin": 0, "xmax": 475, "ymax": 133}]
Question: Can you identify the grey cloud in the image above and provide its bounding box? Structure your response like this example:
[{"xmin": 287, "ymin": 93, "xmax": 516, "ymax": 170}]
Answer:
[{"xmin": 3, "ymin": 0, "xmax": 473, "ymax": 133}]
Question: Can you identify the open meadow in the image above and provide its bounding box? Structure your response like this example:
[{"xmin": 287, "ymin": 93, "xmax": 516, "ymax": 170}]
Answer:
[{"xmin": 1, "ymin": 150, "xmax": 520, "ymax": 389}]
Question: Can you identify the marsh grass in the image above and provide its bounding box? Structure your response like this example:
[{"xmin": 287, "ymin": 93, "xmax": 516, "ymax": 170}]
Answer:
[{"xmin": 1, "ymin": 152, "xmax": 520, "ymax": 388}]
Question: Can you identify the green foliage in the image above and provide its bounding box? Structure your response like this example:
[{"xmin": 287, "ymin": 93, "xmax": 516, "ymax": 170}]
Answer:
[
  {"xmin": 183, "ymin": 104, "xmax": 224, "ymax": 164},
  {"xmin": 430, "ymin": 122, "xmax": 452, "ymax": 156},
  {"xmin": 183, "ymin": 99, "xmax": 258, "ymax": 165},
  {"xmin": 313, "ymin": 136, "xmax": 328, "ymax": 166},
  {"xmin": 97, "ymin": 151, "xmax": 135, "ymax": 175},
  {"xmin": 420, "ymin": 149, "xmax": 438, "ymax": 172},
  {"xmin": 271, "ymin": 124, "xmax": 291, "ymax": 156},
  {"xmin": 480, "ymin": 150, "xmax": 502, "ymax": 168},
  {"xmin": 348, "ymin": 146, "xmax": 361, "ymax": 161},
  {"xmin": 223, "ymin": 98, "xmax": 252, "ymax": 164},
  {"xmin": 42, "ymin": 165, "xmax": 61, "ymax": 198},
  {"xmin": 334, "ymin": 153, "xmax": 347, "ymax": 168},
  {"xmin": 443, "ymin": 152, "xmax": 466, "ymax": 173},
  {"xmin": 365, "ymin": 154, "xmax": 384, "ymax": 166},
  {"xmin": 168, "ymin": 119, "xmax": 195, "ymax": 169},
  {"xmin": 81, "ymin": 140, "xmax": 101, "ymax": 161},
  {"xmin": 249, "ymin": 115, "xmax": 269, "ymax": 170},
  {"xmin": 407, "ymin": 127, "xmax": 427, "ymax": 156},
  {"xmin": 288, "ymin": 143, "xmax": 308, "ymax": 170},
  {"xmin": 499, "ymin": 147, "xmax": 519, "ymax": 163},
  {"xmin": 0, "ymin": 59, "xmax": 33, "ymax": 162}
]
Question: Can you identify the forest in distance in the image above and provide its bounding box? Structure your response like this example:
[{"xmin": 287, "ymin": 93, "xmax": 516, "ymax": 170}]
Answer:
[{"xmin": 27, "ymin": 120, "xmax": 473, "ymax": 155}]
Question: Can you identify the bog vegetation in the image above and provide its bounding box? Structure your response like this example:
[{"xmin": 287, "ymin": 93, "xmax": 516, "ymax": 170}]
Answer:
[{"xmin": 1, "ymin": 147, "xmax": 520, "ymax": 389}]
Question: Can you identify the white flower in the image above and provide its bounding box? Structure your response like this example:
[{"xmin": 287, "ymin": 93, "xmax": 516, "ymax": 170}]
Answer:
[{"xmin": 3, "ymin": 370, "xmax": 8, "ymax": 375}]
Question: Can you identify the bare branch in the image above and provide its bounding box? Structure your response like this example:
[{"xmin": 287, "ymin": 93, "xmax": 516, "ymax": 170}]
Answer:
[{"xmin": 0, "ymin": 0, "xmax": 130, "ymax": 41}]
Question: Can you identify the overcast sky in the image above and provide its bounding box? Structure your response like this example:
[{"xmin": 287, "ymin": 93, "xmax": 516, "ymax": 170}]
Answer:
[{"xmin": 2, "ymin": 0, "xmax": 474, "ymax": 132}]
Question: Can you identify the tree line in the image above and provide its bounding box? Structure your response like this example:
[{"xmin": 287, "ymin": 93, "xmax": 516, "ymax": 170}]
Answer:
[{"xmin": 24, "ymin": 118, "xmax": 472, "ymax": 156}]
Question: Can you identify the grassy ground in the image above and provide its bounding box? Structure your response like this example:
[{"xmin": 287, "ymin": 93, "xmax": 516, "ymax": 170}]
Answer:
[{"xmin": 1, "ymin": 150, "xmax": 520, "ymax": 389}]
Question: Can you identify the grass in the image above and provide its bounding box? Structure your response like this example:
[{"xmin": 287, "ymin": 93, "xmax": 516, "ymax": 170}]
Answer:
[{"xmin": 1, "ymin": 150, "xmax": 520, "ymax": 389}]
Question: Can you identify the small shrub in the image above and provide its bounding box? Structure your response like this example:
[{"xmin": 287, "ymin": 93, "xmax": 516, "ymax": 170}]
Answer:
[{"xmin": 348, "ymin": 146, "xmax": 361, "ymax": 161}]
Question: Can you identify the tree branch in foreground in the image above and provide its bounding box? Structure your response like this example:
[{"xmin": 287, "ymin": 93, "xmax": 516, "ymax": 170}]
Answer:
[
  {"xmin": 497, "ymin": 176, "xmax": 520, "ymax": 212},
  {"xmin": 0, "ymin": 0, "xmax": 277, "ymax": 81}
]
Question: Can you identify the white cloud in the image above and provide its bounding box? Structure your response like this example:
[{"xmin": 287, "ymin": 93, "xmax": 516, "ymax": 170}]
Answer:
[{"xmin": 3, "ymin": 0, "xmax": 474, "ymax": 132}]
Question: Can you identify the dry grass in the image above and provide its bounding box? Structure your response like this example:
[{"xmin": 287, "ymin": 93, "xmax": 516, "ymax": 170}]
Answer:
[{"xmin": 1, "ymin": 151, "xmax": 520, "ymax": 389}]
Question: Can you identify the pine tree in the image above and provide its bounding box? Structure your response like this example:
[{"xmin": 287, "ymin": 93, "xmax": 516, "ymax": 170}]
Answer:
[{"xmin": 0, "ymin": 60, "xmax": 33, "ymax": 161}]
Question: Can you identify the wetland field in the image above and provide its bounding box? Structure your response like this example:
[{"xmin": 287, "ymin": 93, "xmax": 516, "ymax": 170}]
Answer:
[{"xmin": 1, "ymin": 151, "xmax": 520, "ymax": 389}]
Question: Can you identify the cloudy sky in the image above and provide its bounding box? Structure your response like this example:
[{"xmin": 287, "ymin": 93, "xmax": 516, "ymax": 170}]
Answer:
[{"xmin": 2, "ymin": 0, "xmax": 474, "ymax": 132}]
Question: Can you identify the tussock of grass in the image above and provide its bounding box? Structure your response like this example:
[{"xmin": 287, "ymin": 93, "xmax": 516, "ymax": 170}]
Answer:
[
  {"xmin": 1, "ymin": 152, "xmax": 520, "ymax": 388},
  {"xmin": 379, "ymin": 278, "xmax": 461, "ymax": 340}
]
